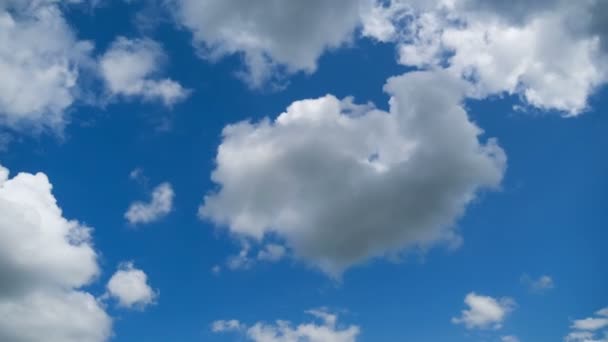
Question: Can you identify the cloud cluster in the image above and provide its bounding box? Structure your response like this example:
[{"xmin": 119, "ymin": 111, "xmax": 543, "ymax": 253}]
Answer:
[
  {"xmin": 565, "ymin": 307, "xmax": 608, "ymax": 342},
  {"xmin": 0, "ymin": 1, "xmax": 188, "ymax": 136},
  {"xmin": 0, "ymin": 164, "xmax": 111, "ymax": 342},
  {"xmin": 201, "ymin": 70, "xmax": 505, "ymax": 274},
  {"xmin": 99, "ymin": 37, "xmax": 189, "ymax": 106},
  {"xmin": 362, "ymin": 0, "xmax": 608, "ymax": 115},
  {"xmin": 125, "ymin": 182, "xmax": 174, "ymax": 225},
  {"xmin": 212, "ymin": 309, "xmax": 360, "ymax": 342},
  {"xmin": 106, "ymin": 262, "xmax": 157, "ymax": 309},
  {"xmin": 452, "ymin": 292, "xmax": 515, "ymax": 330}
]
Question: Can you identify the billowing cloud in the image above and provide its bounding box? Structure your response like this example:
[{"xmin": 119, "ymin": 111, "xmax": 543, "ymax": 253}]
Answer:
[
  {"xmin": 106, "ymin": 262, "xmax": 157, "ymax": 309},
  {"xmin": 452, "ymin": 292, "xmax": 515, "ymax": 330},
  {"xmin": 171, "ymin": 0, "xmax": 364, "ymax": 87},
  {"xmin": 125, "ymin": 182, "xmax": 174, "ymax": 225},
  {"xmin": 565, "ymin": 307, "xmax": 608, "ymax": 342},
  {"xmin": 0, "ymin": 0, "xmax": 93, "ymax": 131},
  {"xmin": 212, "ymin": 309, "xmax": 359, "ymax": 342},
  {"xmin": 100, "ymin": 37, "xmax": 189, "ymax": 106},
  {"xmin": 0, "ymin": 163, "xmax": 111, "ymax": 342},
  {"xmin": 201, "ymin": 70, "xmax": 505, "ymax": 275},
  {"xmin": 362, "ymin": 0, "xmax": 608, "ymax": 115}
]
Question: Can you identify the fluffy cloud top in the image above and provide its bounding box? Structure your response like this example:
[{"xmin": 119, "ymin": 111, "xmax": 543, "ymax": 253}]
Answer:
[
  {"xmin": 0, "ymin": 164, "xmax": 111, "ymax": 342},
  {"xmin": 171, "ymin": 0, "xmax": 364, "ymax": 87},
  {"xmin": 125, "ymin": 182, "xmax": 174, "ymax": 225},
  {"xmin": 100, "ymin": 37, "xmax": 189, "ymax": 106},
  {"xmin": 212, "ymin": 309, "xmax": 359, "ymax": 342},
  {"xmin": 362, "ymin": 0, "xmax": 608, "ymax": 115},
  {"xmin": 452, "ymin": 292, "xmax": 515, "ymax": 330},
  {"xmin": 201, "ymin": 70, "xmax": 505, "ymax": 275},
  {"xmin": 0, "ymin": 0, "xmax": 93, "ymax": 131},
  {"xmin": 106, "ymin": 262, "xmax": 157, "ymax": 309}
]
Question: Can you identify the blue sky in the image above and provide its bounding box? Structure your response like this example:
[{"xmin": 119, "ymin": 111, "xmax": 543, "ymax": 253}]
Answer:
[{"xmin": 0, "ymin": 1, "xmax": 607, "ymax": 342}]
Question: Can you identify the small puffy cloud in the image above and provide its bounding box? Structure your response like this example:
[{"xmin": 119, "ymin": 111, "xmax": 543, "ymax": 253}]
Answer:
[
  {"xmin": 106, "ymin": 262, "xmax": 157, "ymax": 309},
  {"xmin": 211, "ymin": 265, "xmax": 222, "ymax": 274},
  {"xmin": 362, "ymin": 0, "xmax": 608, "ymax": 115},
  {"xmin": 211, "ymin": 319, "xmax": 243, "ymax": 333},
  {"xmin": 565, "ymin": 307, "xmax": 608, "ymax": 341},
  {"xmin": 502, "ymin": 336, "xmax": 521, "ymax": 342},
  {"xmin": 100, "ymin": 37, "xmax": 189, "ymax": 106},
  {"xmin": 125, "ymin": 182, "xmax": 174, "ymax": 225},
  {"xmin": 212, "ymin": 309, "xmax": 359, "ymax": 342},
  {"xmin": 521, "ymin": 274, "xmax": 555, "ymax": 292},
  {"xmin": 572, "ymin": 318, "xmax": 608, "ymax": 332},
  {"xmin": 200, "ymin": 70, "xmax": 505, "ymax": 275},
  {"xmin": 0, "ymin": 163, "xmax": 111, "ymax": 342},
  {"xmin": 226, "ymin": 243, "xmax": 255, "ymax": 271},
  {"xmin": 171, "ymin": 0, "xmax": 363, "ymax": 87},
  {"xmin": 0, "ymin": 0, "xmax": 93, "ymax": 131},
  {"xmin": 223, "ymin": 242, "xmax": 286, "ymax": 271},
  {"xmin": 129, "ymin": 167, "xmax": 144, "ymax": 181},
  {"xmin": 452, "ymin": 293, "xmax": 516, "ymax": 330}
]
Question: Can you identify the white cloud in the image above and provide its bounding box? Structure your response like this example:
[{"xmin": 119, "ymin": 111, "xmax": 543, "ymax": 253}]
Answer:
[
  {"xmin": 211, "ymin": 265, "xmax": 221, "ymax": 274},
  {"xmin": 564, "ymin": 331, "xmax": 603, "ymax": 342},
  {"xmin": 200, "ymin": 70, "xmax": 505, "ymax": 275},
  {"xmin": 502, "ymin": 336, "xmax": 521, "ymax": 342},
  {"xmin": 0, "ymin": 163, "xmax": 111, "ymax": 342},
  {"xmin": 521, "ymin": 274, "xmax": 555, "ymax": 292},
  {"xmin": 573, "ymin": 318, "xmax": 608, "ymax": 332},
  {"xmin": 106, "ymin": 262, "xmax": 157, "ymax": 309},
  {"xmin": 225, "ymin": 242, "xmax": 255, "ymax": 271},
  {"xmin": 452, "ymin": 292, "xmax": 515, "ymax": 330},
  {"xmin": 212, "ymin": 309, "xmax": 359, "ymax": 342},
  {"xmin": 223, "ymin": 242, "xmax": 286, "ymax": 271},
  {"xmin": 171, "ymin": 0, "xmax": 364, "ymax": 87},
  {"xmin": 125, "ymin": 182, "xmax": 174, "ymax": 225},
  {"xmin": 100, "ymin": 37, "xmax": 189, "ymax": 106},
  {"xmin": 211, "ymin": 319, "xmax": 243, "ymax": 333},
  {"xmin": 362, "ymin": 0, "xmax": 608, "ymax": 115},
  {"xmin": 0, "ymin": 0, "xmax": 93, "ymax": 131},
  {"xmin": 565, "ymin": 307, "xmax": 608, "ymax": 342}
]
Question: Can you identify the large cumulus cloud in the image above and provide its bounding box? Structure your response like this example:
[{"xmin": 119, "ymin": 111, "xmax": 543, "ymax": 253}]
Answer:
[
  {"xmin": 0, "ymin": 164, "xmax": 111, "ymax": 342},
  {"xmin": 201, "ymin": 71, "xmax": 506, "ymax": 274}
]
